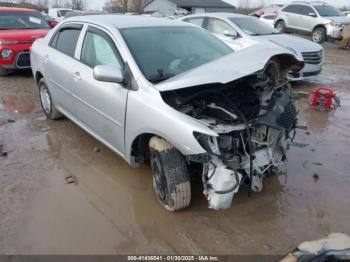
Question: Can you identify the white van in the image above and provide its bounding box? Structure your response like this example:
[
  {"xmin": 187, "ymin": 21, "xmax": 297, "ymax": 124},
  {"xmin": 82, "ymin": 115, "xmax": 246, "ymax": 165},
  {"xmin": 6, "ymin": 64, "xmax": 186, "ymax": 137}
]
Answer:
[{"xmin": 48, "ymin": 8, "xmax": 73, "ymax": 21}]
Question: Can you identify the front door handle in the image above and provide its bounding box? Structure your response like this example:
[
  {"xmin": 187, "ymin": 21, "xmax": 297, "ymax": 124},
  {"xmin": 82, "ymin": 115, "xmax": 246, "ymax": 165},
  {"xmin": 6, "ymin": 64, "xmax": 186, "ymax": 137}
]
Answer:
[{"xmin": 74, "ymin": 72, "xmax": 81, "ymax": 81}]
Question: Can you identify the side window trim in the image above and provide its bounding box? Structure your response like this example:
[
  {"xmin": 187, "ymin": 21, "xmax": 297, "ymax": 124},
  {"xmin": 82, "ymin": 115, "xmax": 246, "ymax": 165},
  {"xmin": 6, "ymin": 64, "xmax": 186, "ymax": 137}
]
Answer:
[
  {"xmin": 49, "ymin": 23, "xmax": 83, "ymax": 57},
  {"xmin": 79, "ymin": 25, "xmax": 124, "ymax": 69}
]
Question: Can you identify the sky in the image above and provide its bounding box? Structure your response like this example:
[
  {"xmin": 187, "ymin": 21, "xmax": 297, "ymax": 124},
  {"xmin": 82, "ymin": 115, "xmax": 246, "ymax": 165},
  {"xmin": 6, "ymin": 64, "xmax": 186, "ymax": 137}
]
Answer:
[{"xmin": 82, "ymin": 0, "xmax": 350, "ymax": 11}]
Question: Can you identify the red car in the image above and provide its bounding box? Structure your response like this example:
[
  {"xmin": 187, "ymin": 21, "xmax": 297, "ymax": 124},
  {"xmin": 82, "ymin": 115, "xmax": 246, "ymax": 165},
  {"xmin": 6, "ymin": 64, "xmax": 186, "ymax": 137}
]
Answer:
[{"xmin": 0, "ymin": 7, "xmax": 53, "ymax": 76}]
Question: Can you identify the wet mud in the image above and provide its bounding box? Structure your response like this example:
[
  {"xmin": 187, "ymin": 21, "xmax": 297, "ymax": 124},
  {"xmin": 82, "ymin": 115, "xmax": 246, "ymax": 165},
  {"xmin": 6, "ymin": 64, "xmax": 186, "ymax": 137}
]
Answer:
[{"xmin": 0, "ymin": 47, "xmax": 349, "ymax": 255}]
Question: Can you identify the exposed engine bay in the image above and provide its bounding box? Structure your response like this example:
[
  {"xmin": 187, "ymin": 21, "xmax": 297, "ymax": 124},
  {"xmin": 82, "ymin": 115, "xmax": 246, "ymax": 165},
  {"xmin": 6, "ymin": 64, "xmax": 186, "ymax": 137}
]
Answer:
[{"xmin": 161, "ymin": 59, "xmax": 298, "ymax": 209}]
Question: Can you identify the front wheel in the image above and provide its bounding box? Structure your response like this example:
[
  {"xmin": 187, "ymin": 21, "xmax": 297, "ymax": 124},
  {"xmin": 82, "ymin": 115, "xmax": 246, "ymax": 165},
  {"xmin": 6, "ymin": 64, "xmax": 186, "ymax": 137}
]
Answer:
[
  {"xmin": 149, "ymin": 137, "xmax": 191, "ymax": 211},
  {"xmin": 312, "ymin": 27, "xmax": 326, "ymax": 44},
  {"xmin": 275, "ymin": 21, "xmax": 286, "ymax": 33},
  {"xmin": 38, "ymin": 78, "xmax": 63, "ymax": 120}
]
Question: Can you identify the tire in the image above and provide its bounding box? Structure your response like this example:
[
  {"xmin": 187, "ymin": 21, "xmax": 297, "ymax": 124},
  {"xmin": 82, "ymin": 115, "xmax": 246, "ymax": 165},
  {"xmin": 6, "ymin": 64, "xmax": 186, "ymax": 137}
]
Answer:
[
  {"xmin": 275, "ymin": 20, "xmax": 286, "ymax": 33},
  {"xmin": 312, "ymin": 27, "xmax": 326, "ymax": 44},
  {"xmin": 0, "ymin": 67, "xmax": 9, "ymax": 76},
  {"xmin": 38, "ymin": 78, "xmax": 63, "ymax": 120},
  {"xmin": 149, "ymin": 137, "xmax": 191, "ymax": 211}
]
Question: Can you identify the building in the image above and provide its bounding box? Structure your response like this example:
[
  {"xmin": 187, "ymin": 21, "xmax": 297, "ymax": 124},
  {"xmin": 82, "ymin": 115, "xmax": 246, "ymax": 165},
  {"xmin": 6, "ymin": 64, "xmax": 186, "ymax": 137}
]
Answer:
[{"xmin": 144, "ymin": 0, "xmax": 235, "ymax": 17}]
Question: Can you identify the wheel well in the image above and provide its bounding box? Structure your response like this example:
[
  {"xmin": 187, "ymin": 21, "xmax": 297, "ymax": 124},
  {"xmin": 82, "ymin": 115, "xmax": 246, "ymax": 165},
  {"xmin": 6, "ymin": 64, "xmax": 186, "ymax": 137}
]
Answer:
[
  {"xmin": 130, "ymin": 133, "xmax": 156, "ymax": 163},
  {"xmin": 274, "ymin": 19, "xmax": 285, "ymax": 27},
  {"xmin": 35, "ymin": 71, "xmax": 43, "ymax": 85},
  {"xmin": 313, "ymin": 24, "xmax": 326, "ymax": 32}
]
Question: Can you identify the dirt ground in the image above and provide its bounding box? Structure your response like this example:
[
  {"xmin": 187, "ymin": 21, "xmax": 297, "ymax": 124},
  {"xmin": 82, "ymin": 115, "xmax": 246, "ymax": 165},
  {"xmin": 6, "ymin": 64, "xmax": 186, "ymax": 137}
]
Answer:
[{"xmin": 0, "ymin": 44, "xmax": 349, "ymax": 256}]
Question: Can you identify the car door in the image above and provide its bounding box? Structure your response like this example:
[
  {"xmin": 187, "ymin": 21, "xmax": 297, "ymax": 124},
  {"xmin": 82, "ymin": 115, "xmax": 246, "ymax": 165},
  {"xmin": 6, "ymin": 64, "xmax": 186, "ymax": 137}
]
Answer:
[
  {"xmin": 296, "ymin": 5, "xmax": 317, "ymax": 32},
  {"xmin": 45, "ymin": 24, "xmax": 83, "ymax": 115},
  {"xmin": 205, "ymin": 18, "xmax": 250, "ymax": 50},
  {"xmin": 72, "ymin": 25, "xmax": 128, "ymax": 155},
  {"xmin": 282, "ymin": 4, "xmax": 300, "ymax": 29}
]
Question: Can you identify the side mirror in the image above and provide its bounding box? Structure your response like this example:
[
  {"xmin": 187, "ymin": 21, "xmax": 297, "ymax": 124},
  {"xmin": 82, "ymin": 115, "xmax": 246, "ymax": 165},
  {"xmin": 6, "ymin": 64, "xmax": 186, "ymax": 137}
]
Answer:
[
  {"xmin": 308, "ymin": 12, "xmax": 317, "ymax": 17},
  {"xmin": 49, "ymin": 21, "xmax": 58, "ymax": 28},
  {"xmin": 93, "ymin": 65, "xmax": 124, "ymax": 83},
  {"xmin": 224, "ymin": 30, "xmax": 239, "ymax": 39}
]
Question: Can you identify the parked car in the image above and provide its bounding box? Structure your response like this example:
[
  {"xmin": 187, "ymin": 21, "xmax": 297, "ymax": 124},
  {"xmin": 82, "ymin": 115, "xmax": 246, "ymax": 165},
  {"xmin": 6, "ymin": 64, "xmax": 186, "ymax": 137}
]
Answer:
[
  {"xmin": 48, "ymin": 8, "xmax": 73, "ymax": 21},
  {"xmin": 344, "ymin": 11, "xmax": 350, "ymax": 18},
  {"xmin": 259, "ymin": 14, "xmax": 277, "ymax": 27},
  {"xmin": 250, "ymin": 4, "xmax": 283, "ymax": 17},
  {"xmin": 180, "ymin": 13, "xmax": 323, "ymax": 80},
  {"xmin": 0, "ymin": 7, "xmax": 52, "ymax": 76},
  {"xmin": 274, "ymin": 1, "xmax": 350, "ymax": 43},
  {"xmin": 31, "ymin": 15, "xmax": 303, "ymax": 211},
  {"xmin": 41, "ymin": 13, "xmax": 58, "ymax": 27}
]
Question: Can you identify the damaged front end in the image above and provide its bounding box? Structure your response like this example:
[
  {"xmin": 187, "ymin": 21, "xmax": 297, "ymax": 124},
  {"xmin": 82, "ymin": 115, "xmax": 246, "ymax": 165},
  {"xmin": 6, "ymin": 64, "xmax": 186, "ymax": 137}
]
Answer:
[{"xmin": 161, "ymin": 58, "xmax": 300, "ymax": 210}]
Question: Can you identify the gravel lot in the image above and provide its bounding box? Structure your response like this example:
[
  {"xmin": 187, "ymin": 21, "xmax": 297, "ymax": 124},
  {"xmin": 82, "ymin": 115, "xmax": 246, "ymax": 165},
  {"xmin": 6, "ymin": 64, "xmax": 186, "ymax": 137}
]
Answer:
[{"xmin": 0, "ymin": 43, "xmax": 349, "ymax": 255}]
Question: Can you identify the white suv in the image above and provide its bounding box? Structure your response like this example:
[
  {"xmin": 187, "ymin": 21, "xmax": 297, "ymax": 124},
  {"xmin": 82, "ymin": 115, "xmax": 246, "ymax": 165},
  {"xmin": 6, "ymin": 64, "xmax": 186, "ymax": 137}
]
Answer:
[{"xmin": 274, "ymin": 1, "xmax": 350, "ymax": 43}]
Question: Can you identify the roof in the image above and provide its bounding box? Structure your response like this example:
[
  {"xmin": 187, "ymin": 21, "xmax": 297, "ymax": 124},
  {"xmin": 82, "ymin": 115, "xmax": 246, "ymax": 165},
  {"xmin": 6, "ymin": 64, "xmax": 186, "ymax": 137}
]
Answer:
[
  {"xmin": 66, "ymin": 15, "xmax": 195, "ymax": 29},
  {"xmin": 182, "ymin": 13, "xmax": 246, "ymax": 19},
  {"xmin": 0, "ymin": 7, "xmax": 37, "ymax": 12},
  {"xmin": 145, "ymin": 0, "xmax": 234, "ymax": 8}
]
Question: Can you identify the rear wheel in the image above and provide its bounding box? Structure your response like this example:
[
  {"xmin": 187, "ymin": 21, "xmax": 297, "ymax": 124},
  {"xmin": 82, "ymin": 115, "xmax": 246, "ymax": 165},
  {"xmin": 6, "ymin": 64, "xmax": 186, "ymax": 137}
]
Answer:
[
  {"xmin": 312, "ymin": 27, "xmax": 326, "ymax": 44},
  {"xmin": 38, "ymin": 78, "xmax": 63, "ymax": 120},
  {"xmin": 149, "ymin": 136, "xmax": 191, "ymax": 211},
  {"xmin": 275, "ymin": 20, "xmax": 286, "ymax": 33}
]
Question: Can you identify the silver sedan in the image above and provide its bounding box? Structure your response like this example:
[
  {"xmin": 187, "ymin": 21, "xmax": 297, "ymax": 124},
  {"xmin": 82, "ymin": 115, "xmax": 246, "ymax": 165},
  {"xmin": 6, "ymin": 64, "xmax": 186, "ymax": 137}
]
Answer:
[{"xmin": 31, "ymin": 15, "xmax": 303, "ymax": 211}]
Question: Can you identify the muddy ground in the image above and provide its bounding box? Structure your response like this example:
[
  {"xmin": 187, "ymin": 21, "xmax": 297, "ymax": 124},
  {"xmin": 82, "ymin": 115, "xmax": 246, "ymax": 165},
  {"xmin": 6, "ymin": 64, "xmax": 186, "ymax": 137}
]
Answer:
[{"xmin": 0, "ymin": 45, "xmax": 349, "ymax": 255}]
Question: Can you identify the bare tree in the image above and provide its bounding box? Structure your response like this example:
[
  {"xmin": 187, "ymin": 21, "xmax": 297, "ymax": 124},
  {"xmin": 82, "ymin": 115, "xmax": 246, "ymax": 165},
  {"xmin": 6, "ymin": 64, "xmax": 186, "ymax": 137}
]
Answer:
[{"xmin": 104, "ymin": 0, "xmax": 150, "ymax": 13}]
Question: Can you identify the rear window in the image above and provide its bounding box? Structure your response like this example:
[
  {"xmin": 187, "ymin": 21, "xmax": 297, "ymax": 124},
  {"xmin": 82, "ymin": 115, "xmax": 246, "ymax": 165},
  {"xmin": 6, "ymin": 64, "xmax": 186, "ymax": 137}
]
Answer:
[{"xmin": 50, "ymin": 27, "xmax": 82, "ymax": 57}]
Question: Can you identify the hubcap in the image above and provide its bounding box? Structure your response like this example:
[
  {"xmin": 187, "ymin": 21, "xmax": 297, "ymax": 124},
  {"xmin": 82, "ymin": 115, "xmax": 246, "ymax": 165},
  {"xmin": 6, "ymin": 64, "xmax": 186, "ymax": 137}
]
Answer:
[
  {"xmin": 313, "ymin": 31, "xmax": 323, "ymax": 42},
  {"xmin": 152, "ymin": 155, "xmax": 167, "ymax": 201},
  {"xmin": 40, "ymin": 84, "xmax": 51, "ymax": 115},
  {"xmin": 276, "ymin": 23, "xmax": 283, "ymax": 32}
]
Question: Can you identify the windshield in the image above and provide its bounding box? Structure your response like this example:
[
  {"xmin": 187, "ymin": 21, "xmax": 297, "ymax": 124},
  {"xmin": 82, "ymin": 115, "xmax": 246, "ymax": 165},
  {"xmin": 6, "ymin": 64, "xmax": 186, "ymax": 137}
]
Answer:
[
  {"xmin": 121, "ymin": 26, "xmax": 233, "ymax": 84},
  {"xmin": 314, "ymin": 5, "xmax": 344, "ymax": 17},
  {"xmin": 0, "ymin": 12, "xmax": 50, "ymax": 30},
  {"xmin": 229, "ymin": 16, "xmax": 278, "ymax": 36}
]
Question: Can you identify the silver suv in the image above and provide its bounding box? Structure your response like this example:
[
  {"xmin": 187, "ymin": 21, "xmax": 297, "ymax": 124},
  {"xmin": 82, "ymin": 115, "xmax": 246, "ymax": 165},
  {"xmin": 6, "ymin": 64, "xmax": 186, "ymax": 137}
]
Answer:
[{"xmin": 274, "ymin": 1, "xmax": 350, "ymax": 43}]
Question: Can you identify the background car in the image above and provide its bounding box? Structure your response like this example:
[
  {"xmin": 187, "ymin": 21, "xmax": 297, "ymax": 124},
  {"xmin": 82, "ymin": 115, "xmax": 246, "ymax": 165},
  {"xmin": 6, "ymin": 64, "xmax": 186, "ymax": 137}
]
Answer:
[
  {"xmin": 0, "ymin": 7, "xmax": 52, "ymax": 76},
  {"xmin": 48, "ymin": 8, "xmax": 73, "ymax": 21},
  {"xmin": 259, "ymin": 14, "xmax": 276, "ymax": 27},
  {"xmin": 180, "ymin": 13, "xmax": 324, "ymax": 80},
  {"xmin": 274, "ymin": 2, "xmax": 350, "ymax": 43}
]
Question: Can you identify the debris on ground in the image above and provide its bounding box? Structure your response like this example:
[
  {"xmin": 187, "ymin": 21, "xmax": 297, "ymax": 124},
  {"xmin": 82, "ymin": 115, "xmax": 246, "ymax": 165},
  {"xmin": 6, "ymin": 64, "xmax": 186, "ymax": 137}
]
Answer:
[
  {"xmin": 93, "ymin": 147, "xmax": 100, "ymax": 153},
  {"xmin": 64, "ymin": 175, "xmax": 77, "ymax": 184},
  {"xmin": 0, "ymin": 144, "xmax": 8, "ymax": 158},
  {"xmin": 40, "ymin": 127, "xmax": 50, "ymax": 132},
  {"xmin": 292, "ymin": 142, "xmax": 309, "ymax": 148},
  {"xmin": 312, "ymin": 162, "xmax": 323, "ymax": 166},
  {"xmin": 313, "ymin": 173, "xmax": 320, "ymax": 181},
  {"xmin": 309, "ymin": 87, "xmax": 341, "ymax": 111},
  {"xmin": 305, "ymin": 131, "xmax": 310, "ymax": 135},
  {"xmin": 281, "ymin": 233, "xmax": 350, "ymax": 261},
  {"xmin": 292, "ymin": 91, "xmax": 309, "ymax": 100}
]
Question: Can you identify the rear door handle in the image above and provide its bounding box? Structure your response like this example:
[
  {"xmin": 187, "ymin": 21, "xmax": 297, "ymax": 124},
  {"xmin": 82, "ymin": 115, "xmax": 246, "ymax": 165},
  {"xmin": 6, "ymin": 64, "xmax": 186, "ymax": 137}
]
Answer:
[{"xmin": 74, "ymin": 71, "xmax": 81, "ymax": 81}]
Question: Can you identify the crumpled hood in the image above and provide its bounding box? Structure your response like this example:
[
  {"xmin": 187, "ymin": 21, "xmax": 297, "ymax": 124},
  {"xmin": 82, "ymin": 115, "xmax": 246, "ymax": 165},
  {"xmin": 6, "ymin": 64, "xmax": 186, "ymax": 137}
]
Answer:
[
  {"xmin": 254, "ymin": 34, "xmax": 323, "ymax": 53},
  {"xmin": 326, "ymin": 16, "xmax": 350, "ymax": 25},
  {"xmin": 155, "ymin": 42, "xmax": 304, "ymax": 92}
]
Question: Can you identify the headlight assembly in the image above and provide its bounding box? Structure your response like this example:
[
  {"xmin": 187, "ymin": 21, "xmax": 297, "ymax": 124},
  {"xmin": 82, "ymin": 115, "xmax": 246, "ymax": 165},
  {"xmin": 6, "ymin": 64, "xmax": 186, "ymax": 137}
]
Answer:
[{"xmin": 1, "ymin": 49, "xmax": 13, "ymax": 60}]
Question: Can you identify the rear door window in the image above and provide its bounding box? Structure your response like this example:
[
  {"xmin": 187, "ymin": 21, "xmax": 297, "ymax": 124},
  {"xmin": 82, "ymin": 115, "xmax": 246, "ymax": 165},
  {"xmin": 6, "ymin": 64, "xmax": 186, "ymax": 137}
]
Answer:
[
  {"xmin": 184, "ymin": 17, "xmax": 205, "ymax": 28},
  {"xmin": 50, "ymin": 25, "xmax": 82, "ymax": 57},
  {"xmin": 282, "ymin": 5, "xmax": 299, "ymax": 14},
  {"xmin": 206, "ymin": 18, "xmax": 236, "ymax": 35}
]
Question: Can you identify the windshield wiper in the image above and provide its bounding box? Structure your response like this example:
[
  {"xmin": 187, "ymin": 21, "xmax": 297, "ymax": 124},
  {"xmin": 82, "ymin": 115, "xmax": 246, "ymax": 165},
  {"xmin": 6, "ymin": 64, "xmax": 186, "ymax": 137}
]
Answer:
[{"xmin": 147, "ymin": 70, "xmax": 175, "ymax": 84}]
